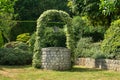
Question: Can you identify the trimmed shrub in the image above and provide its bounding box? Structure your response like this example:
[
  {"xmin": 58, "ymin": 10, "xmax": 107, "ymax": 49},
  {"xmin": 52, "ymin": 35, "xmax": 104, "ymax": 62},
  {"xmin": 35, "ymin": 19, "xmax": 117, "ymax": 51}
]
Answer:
[
  {"xmin": 1, "ymin": 41, "xmax": 33, "ymax": 65},
  {"xmin": 16, "ymin": 33, "xmax": 30, "ymax": 43},
  {"xmin": 0, "ymin": 48, "xmax": 32, "ymax": 65},
  {"xmin": 101, "ymin": 19, "xmax": 120, "ymax": 59}
]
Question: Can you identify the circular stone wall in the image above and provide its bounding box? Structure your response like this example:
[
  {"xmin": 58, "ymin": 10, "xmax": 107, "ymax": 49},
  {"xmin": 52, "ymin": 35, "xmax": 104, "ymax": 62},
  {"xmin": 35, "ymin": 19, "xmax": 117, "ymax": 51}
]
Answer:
[{"xmin": 41, "ymin": 47, "xmax": 71, "ymax": 70}]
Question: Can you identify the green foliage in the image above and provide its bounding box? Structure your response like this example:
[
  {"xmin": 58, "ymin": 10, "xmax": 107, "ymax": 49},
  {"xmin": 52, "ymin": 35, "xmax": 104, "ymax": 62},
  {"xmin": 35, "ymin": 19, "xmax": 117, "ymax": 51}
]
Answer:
[
  {"xmin": 100, "ymin": 0, "xmax": 120, "ymax": 16},
  {"xmin": 33, "ymin": 10, "xmax": 75, "ymax": 68},
  {"xmin": 0, "ymin": 0, "xmax": 17, "ymax": 42},
  {"xmin": 72, "ymin": 16, "xmax": 91, "ymax": 44},
  {"xmin": 99, "ymin": 0, "xmax": 120, "ymax": 26},
  {"xmin": 4, "ymin": 41, "xmax": 21, "ymax": 48},
  {"xmin": 16, "ymin": 33, "xmax": 30, "ymax": 43},
  {"xmin": 14, "ymin": 0, "xmax": 69, "ymax": 20},
  {"xmin": 10, "ymin": 0, "xmax": 69, "ymax": 41},
  {"xmin": 75, "ymin": 37, "xmax": 106, "ymax": 59},
  {"xmin": 68, "ymin": 0, "xmax": 100, "ymax": 16},
  {"xmin": 101, "ymin": 19, "xmax": 120, "ymax": 59},
  {"xmin": 72, "ymin": 16, "xmax": 105, "ymax": 43},
  {"xmin": 40, "ymin": 27, "xmax": 66, "ymax": 47},
  {"xmin": 84, "ymin": 25, "xmax": 106, "ymax": 42},
  {"xmin": 0, "ymin": 48, "xmax": 32, "ymax": 65},
  {"xmin": 100, "ymin": 0, "xmax": 116, "ymax": 15},
  {"xmin": 75, "ymin": 37, "xmax": 93, "ymax": 58},
  {"xmin": 14, "ymin": 42, "xmax": 30, "ymax": 51},
  {"xmin": 10, "ymin": 22, "xmax": 36, "ymax": 41},
  {"xmin": 28, "ymin": 32, "xmax": 36, "ymax": 51},
  {"xmin": 29, "ymin": 28, "xmax": 66, "ymax": 52},
  {"xmin": 4, "ymin": 41, "xmax": 29, "ymax": 51},
  {"xmin": 91, "ymin": 43, "xmax": 106, "ymax": 59},
  {"xmin": 0, "ymin": 31, "xmax": 4, "ymax": 47},
  {"xmin": 68, "ymin": 0, "xmax": 111, "ymax": 26},
  {"xmin": 0, "ymin": 0, "xmax": 16, "ymax": 13},
  {"xmin": 1, "ymin": 41, "xmax": 32, "ymax": 65},
  {"xmin": 0, "ymin": 13, "xmax": 16, "ymax": 42}
]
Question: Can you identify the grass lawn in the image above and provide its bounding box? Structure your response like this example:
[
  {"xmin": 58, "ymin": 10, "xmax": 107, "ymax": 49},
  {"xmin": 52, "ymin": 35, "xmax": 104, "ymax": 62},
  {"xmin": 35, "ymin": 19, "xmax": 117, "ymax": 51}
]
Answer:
[{"xmin": 0, "ymin": 65, "xmax": 120, "ymax": 80}]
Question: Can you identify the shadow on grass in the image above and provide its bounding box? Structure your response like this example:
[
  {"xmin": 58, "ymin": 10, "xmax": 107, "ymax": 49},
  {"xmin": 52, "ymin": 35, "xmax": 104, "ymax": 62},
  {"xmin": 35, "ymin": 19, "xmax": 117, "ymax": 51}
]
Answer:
[
  {"xmin": 69, "ymin": 67, "xmax": 105, "ymax": 72},
  {"xmin": 0, "ymin": 67, "xmax": 3, "ymax": 70},
  {"xmin": 0, "ymin": 65, "xmax": 32, "ymax": 70},
  {"xmin": 0, "ymin": 65, "xmax": 105, "ymax": 72}
]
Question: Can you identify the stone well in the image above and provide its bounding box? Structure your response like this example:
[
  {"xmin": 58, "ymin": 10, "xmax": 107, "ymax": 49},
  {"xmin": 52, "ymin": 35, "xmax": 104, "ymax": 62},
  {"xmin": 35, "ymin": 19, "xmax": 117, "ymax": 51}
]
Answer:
[{"xmin": 41, "ymin": 47, "xmax": 71, "ymax": 70}]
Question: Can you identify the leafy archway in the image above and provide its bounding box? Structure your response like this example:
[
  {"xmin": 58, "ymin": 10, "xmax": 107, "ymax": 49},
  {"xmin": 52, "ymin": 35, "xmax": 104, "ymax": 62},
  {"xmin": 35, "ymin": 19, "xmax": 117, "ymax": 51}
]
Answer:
[{"xmin": 32, "ymin": 10, "xmax": 75, "ymax": 68}]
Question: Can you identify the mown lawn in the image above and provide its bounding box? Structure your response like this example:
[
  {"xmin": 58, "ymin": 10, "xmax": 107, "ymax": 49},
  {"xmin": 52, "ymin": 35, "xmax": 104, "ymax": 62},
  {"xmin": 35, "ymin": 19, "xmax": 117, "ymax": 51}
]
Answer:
[{"xmin": 0, "ymin": 65, "xmax": 120, "ymax": 80}]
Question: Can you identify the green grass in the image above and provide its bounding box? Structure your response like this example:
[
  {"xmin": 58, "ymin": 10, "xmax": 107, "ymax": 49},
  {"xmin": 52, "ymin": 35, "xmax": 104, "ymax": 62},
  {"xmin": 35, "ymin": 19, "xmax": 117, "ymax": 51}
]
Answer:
[{"xmin": 0, "ymin": 65, "xmax": 120, "ymax": 80}]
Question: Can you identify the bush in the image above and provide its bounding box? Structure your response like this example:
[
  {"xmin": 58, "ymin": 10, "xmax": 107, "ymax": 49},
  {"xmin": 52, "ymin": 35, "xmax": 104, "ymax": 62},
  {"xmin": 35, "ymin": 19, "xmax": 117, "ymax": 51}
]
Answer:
[
  {"xmin": 16, "ymin": 33, "xmax": 30, "ymax": 43},
  {"xmin": 84, "ymin": 26, "xmax": 106, "ymax": 42},
  {"xmin": 28, "ymin": 32, "xmax": 36, "ymax": 51},
  {"xmin": 75, "ymin": 37, "xmax": 106, "ymax": 59},
  {"xmin": 29, "ymin": 27, "xmax": 66, "ymax": 51},
  {"xmin": 0, "ymin": 48, "xmax": 32, "ymax": 65},
  {"xmin": 91, "ymin": 43, "xmax": 106, "ymax": 59},
  {"xmin": 72, "ymin": 16, "xmax": 90, "ymax": 44},
  {"xmin": 72, "ymin": 16, "xmax": 106, "ymax": 43},
  {"xmin": 75, "ymin": 37, "xmax": 93, "ymax": 58},
  {"xmin": 40, "ymin": 27, "xmax": 66, "ymax": 47},
  {"xmin": 101, "ymin": 19, "xmax": 120, "ymax": 59},
  {"xmin": 4, "ymin": 41, "xmax": 29, "ymax": 51},
  {"xmin": 4, "ymin": 41, "xmax": 18, "ymax": 48},
  {"xmin": 0, "ymin": 31, "xmax": 4, "ymax": 47},
  {"xmin": 1, "ymin": 41, "xmax": 32, "ymax": 65}
]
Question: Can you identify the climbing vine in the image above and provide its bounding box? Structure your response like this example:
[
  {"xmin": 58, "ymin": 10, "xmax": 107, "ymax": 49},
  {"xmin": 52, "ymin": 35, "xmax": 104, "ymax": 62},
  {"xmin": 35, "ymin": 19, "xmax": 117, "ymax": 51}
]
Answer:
[{"xmin": 32, "ymin": 10, "xmax": 75, "ymax": 68}]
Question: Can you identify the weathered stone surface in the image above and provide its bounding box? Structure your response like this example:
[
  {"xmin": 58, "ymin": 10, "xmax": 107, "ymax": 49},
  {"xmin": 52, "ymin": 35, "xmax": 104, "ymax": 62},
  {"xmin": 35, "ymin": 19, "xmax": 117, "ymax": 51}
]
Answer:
[
  {"xmin": 41, "ymin": 47, "xmax": 71, "ymax": 70},
  {"xmin": 76, "ymin": 58, "xmax": 120, "ymax": 71}
]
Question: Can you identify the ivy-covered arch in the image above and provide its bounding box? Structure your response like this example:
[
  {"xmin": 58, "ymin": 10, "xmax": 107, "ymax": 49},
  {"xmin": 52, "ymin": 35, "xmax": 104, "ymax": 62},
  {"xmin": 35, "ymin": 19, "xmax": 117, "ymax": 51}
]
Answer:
[{"xmin": 32, "ymin": 10, "xmax": 75, "ymax": 68}]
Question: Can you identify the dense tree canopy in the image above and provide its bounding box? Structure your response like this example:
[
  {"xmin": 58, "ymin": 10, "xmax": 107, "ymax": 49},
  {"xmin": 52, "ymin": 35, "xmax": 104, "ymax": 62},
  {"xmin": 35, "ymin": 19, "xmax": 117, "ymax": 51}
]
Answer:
[
  {"xmin": 10, "ymin": 0, "xmax": 69, "ymax": 40},
  {"xmin": 67, "ymin": 0, "xmax": 120, "ymax": 26},
  {"xmin": 100, "ymin": 0, "xmax": 120, "ymax": 15},
  {"xmin": 0, "ymin": 0, "xmax": 16, "ymax": 43},
  {"xmin": 14, "ymin": 0, "xmax": 69, "ymax": 20},
  {"xmin": 100, "ymin": 0, "xmax": 120, "ymax": 22}
]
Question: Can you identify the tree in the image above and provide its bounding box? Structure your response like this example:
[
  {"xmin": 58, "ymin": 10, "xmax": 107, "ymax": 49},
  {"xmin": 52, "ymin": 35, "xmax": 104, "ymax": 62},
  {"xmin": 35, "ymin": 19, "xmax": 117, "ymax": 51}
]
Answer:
[
  {"xmin": 100, "ymin": 0, "xmax": 120, "ymax": 24},
  {"xmin": 101, "ymin": 19, "xmax": 120, "ymax": 59},
  {"xmin": 10, "ymin": 0, "xmax": 70, "ymax": 40},
  {"xmin": 67, "ymin": 0, "xmax": 111, "ymax": 26},
  {"xmin": 100, "ymin": 0, "xmax": 120, "ymax": 16},
  {"xmin": 14, "ymin": 0, "xmax": 69, "ymax": 20},
  {"xmin": 0, "ymin": 0, "xmax": 16, "ymax": 43}
]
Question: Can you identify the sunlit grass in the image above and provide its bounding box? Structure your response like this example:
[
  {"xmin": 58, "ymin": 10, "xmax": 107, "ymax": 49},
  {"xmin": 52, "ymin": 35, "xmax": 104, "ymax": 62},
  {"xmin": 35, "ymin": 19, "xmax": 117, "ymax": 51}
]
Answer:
[{"xmin": 0, "ymin": 65, "xmax": 120, "ymax": 80}]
